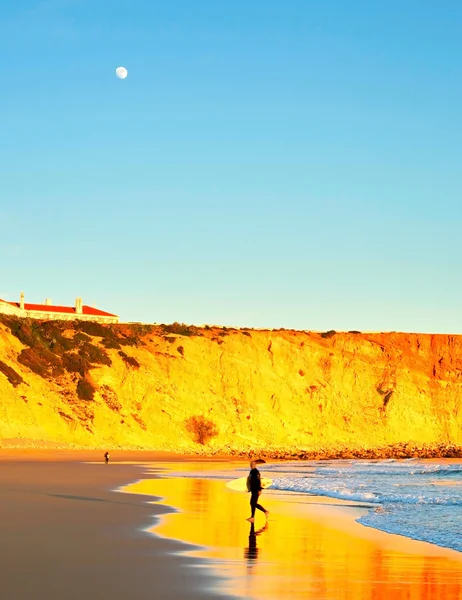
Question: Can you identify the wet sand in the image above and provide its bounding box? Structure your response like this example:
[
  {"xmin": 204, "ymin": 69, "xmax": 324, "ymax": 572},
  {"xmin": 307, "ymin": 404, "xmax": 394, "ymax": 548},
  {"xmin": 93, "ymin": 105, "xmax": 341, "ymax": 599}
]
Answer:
[
  {"xmin": 1, "ymin": 452, "xmax": 462, "ymax": 600},
  {"xmin": 126, "ymin": 463, "xmax": 462, "ymax": 600},
  {"xmin": 0, "ymin": 452, "xmax": 236, "ymax": 600}
]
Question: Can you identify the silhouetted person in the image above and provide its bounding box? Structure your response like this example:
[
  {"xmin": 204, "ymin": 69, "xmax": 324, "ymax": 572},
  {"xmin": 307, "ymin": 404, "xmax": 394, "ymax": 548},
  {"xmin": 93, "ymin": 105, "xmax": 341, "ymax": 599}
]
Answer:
[
  {"xmin": 246, "ymin": 460, "xmax": 269, "ymax": 523},
  {"xmin": 104, "ymin": 451, "xmax": 110, "ymax": 464}
]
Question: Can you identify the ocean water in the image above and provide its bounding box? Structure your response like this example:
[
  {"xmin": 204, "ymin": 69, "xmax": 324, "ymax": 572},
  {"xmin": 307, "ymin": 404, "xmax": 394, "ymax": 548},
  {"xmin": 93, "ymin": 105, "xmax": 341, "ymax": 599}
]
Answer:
[
  {"xmin": 169, "ymin": 459, "xmax": 462, "ymax": 553},
  {"xmin": 263, "ymin": 459, "xmax": 462, "ymax": 553}
]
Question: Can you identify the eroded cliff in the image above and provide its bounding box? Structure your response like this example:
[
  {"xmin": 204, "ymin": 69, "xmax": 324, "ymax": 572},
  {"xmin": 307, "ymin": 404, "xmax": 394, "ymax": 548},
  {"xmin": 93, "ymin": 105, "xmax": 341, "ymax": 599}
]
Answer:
[{"xmin": 0, "ymin": 316, "xmax": 461, "ymax": 455}]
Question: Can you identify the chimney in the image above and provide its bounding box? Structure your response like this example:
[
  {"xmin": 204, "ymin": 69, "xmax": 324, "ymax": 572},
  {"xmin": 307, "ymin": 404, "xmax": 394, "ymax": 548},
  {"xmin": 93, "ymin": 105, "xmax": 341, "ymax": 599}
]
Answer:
[
  {"xmin": 45, "ymin": 298, "xmax": 52, "ymax": 306},
  {"xmin": 20, "ymin": 291, "xmax": 25, "ymax": 310},
  {"xmin": 75, "ymin": 297, "xmax": 83, "ymax": 314}
]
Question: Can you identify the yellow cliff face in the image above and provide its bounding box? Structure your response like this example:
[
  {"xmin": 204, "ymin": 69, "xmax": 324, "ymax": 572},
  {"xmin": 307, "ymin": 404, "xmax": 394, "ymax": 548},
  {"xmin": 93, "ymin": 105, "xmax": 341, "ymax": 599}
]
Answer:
[{"xmin": 0, "ymin": 317, "xmax": 461, "ymax": 453}]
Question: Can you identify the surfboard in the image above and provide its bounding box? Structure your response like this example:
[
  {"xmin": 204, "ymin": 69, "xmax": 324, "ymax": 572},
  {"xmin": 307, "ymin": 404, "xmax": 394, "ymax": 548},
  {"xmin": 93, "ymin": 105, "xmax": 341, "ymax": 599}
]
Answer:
[{"xmin": 226, "ymin": 476, "xmax": 273, "ymax": 492}]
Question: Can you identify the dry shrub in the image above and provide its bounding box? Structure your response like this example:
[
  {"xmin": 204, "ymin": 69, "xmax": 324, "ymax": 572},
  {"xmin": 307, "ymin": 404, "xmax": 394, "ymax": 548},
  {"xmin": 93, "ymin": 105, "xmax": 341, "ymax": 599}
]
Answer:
[
  {"xmin": 0, "ymin": 316, "xmax": 42, "ymax": 348},
  {"xmin": 75, "ymin": 321, "xmax": 143, "ymax": 347},
  {"xmin": 320, "ymin": 330, "xmax": 337, "ymax": 339},
  {"xmin": 161, "ymin": 322, "xmax": 201, "ymax": 337},
  {"xmin": 18, "ymin": 347, "xmax": 64, "ymax": 379},
  {"xmin": 100, "ymin": 385, "xmax": 122, "ymax": 412},
  {"xmin": 74, "ymin": 332, "xmax": 92, "ymax": 344},
  {"xmin": 118, "ymin": 350, "xmax": 140, "ymax": 368},
  {"xmin": 0, "ymin": 360, "xmax": 24, "ymax": 387},
  {"xmin": 76, "ymin": 378, "xmax": 96, "ymax": 401},
  {"xmin": 125, "ymin": 322, "xmax": 155, "ymax": 338},
  {"xmin": 102, "ymin": 338, "xmax": 122, "ymax": 349},
  {"xmin": 75, "ymin": 321, "xmax": 110, "ymax": 338},
  {"xmin": 186, "ymin": 415, "xmax": 218, "ymax": 445},
  {"xmin": 1, "ymin": 317, "xmax": 73, "ymax": 356},
  {"xmin": 81, "ymin": 342, "xmax": 112, "ymax": 366},
  {"xmin": 62, "ymin": 352, "xmax": 89, "ymax": 376},
  {"xmin": 39, "ymin": 321, "xmax": 74, "ymax": 353}
]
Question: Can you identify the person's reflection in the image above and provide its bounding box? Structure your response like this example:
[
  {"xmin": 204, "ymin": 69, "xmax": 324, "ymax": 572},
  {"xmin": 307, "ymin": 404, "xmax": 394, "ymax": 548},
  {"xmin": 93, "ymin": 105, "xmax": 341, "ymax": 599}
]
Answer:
[{"xmin": 244, "ymin": 522, "xmax": 268, "ymax": 564}]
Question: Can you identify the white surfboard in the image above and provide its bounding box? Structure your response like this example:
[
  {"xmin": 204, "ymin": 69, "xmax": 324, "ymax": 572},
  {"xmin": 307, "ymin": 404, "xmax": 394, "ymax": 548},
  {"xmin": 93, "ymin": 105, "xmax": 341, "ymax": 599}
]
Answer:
[{"xmin": 226, "ymin": 476, "xmax": 273, "ymax": 492}]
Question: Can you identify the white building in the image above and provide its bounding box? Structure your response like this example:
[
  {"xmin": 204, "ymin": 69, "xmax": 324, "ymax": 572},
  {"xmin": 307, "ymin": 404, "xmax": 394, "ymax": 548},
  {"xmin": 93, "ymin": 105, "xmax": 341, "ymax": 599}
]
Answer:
[{"xmin": 0, "ymin": 292, "xmax": 118, "ymax": 324}]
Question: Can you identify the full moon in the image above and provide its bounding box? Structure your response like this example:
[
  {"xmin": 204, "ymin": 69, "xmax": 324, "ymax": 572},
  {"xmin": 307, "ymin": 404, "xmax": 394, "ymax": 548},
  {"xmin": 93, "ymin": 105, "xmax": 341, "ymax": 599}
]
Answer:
[{"xmin": 116, "ymin": 66, "xmax": 128, "ymax": 79}]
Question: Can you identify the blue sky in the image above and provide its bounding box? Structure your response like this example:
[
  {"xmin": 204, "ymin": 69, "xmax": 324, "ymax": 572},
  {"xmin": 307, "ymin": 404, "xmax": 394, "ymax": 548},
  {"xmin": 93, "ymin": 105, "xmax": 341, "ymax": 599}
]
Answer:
[{"xmin": 1, "ymin": 1, "xmax": 461, "ymax": 331}]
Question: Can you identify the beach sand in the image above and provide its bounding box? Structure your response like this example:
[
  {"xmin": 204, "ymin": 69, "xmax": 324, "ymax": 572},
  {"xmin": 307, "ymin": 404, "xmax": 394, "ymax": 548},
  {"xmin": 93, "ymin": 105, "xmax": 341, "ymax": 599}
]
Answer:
[
  {"xmin": 126, "ymin": 462, "xmax": 462, "ymax": 600},
  {"xmin": 1, "ymin": 452, "xmax": 461, "ymax": 600},
  {"xmin": 0, "ymin": 451, "xmax": 236, "ymax": 600}
]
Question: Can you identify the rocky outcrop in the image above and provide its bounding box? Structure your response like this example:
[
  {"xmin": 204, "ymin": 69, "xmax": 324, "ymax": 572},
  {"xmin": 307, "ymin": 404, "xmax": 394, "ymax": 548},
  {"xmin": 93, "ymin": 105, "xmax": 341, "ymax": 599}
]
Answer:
[{"xmin": 0, "ymin": 316, "xmax": 461, "ymax": 456}]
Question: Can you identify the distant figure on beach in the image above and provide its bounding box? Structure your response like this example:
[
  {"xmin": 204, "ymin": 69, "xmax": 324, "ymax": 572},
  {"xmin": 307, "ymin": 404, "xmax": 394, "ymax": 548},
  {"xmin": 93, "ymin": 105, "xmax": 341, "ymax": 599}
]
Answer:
[
  {"xmin": 104, "ymin": 451, "xmax": 109, "ymax": 464},
  {"xmin": 246, "ymin": 460, "xmax": 269, "ymax": 523}
]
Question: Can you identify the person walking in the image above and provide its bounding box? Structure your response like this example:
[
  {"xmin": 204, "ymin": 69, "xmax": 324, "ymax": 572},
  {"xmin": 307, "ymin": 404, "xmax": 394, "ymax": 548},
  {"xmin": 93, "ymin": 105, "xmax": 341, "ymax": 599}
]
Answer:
[
  {"xmin": 246, "ymin": 460, "xmax": 269, "ymax": 523},
  {"xmin": 104, "ymin": 451, "xmax": 110, "ymax": 464}
]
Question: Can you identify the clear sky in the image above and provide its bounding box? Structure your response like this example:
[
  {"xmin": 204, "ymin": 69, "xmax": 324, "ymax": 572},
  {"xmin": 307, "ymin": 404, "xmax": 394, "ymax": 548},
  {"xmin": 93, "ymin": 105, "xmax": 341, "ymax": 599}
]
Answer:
[{"xmin": 1, "ymin": 1, "xmax": 461, "ymax": 332}]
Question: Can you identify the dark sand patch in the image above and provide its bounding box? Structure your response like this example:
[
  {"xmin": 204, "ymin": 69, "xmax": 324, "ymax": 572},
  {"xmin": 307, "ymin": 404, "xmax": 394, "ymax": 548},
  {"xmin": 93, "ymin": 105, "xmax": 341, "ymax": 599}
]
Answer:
[{"xmin": 0, "ymin": 456, "xmax": 236, "ymax": 600}]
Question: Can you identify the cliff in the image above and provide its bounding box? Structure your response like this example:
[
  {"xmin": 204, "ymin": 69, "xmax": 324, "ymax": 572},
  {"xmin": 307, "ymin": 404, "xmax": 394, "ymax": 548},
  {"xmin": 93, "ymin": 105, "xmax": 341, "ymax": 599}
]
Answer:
[{"xmin": 0, "ymin": 316, "xmax": 461, "ymax": 456}]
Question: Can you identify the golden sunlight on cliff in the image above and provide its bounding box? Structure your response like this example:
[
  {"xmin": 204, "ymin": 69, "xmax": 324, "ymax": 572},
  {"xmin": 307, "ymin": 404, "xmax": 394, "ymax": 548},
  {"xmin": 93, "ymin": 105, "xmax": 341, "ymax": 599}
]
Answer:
[
  {"xmin": 0, "ymin": 317, "xmax": 461, "ymax": 454},
  {"xmin": 125, "ymin": 472, "xmax": 462, "ymax": 600}
]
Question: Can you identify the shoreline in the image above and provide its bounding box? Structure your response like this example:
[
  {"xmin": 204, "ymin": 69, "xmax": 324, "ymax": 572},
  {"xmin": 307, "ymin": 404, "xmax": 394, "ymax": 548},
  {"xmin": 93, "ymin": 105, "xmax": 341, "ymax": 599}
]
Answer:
[
  {"xmin": 0, "ymin": 455, "xmax": 238, "ymax": 600},
  {"xmin": 1, "ymin": 452, "xmax": 461, "ymax": 600},
  {"xmin": 124, "ymin": 463, "xmax": 462, "ymax": 562},
  {"xmin": 1, "ymin": 450, "xmax": 460, "ymax": 554},
  {"xmin": 122, "ymin": 461, "xmax": 462, "ymax": 599}
]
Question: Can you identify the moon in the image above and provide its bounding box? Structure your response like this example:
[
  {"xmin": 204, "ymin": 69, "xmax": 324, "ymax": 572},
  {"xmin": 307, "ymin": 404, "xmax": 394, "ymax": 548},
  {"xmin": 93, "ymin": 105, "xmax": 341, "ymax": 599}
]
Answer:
[{"xmin": 116, "ymin": 66, "xmax": 128, "ymax": 79}]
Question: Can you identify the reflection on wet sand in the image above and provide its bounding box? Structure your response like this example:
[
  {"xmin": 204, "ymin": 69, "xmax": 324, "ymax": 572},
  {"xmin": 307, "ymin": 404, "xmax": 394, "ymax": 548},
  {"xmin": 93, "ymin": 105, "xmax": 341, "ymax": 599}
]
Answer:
[
  {"xmin": 245, "ymin": 522, "xmax": 267, "ymax": 563},
  {"xmin": 126, "ymin": 470, "xmax": 462, "ymax": 600}
]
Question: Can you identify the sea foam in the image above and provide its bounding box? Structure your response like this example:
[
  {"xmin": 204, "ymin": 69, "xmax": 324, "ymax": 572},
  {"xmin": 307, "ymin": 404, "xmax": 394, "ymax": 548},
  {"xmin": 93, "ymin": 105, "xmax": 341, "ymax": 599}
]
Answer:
[{"xmin": 263, "ymin": 460, "xmax": 462, "ymax": 552}]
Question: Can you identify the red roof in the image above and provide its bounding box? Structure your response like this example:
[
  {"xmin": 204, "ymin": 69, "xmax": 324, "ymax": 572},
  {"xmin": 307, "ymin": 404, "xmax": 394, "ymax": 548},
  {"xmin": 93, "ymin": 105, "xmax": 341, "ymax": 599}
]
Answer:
[{"xmin": 1, "ymin": 300, "xmax": 117, "ymax": 318}]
